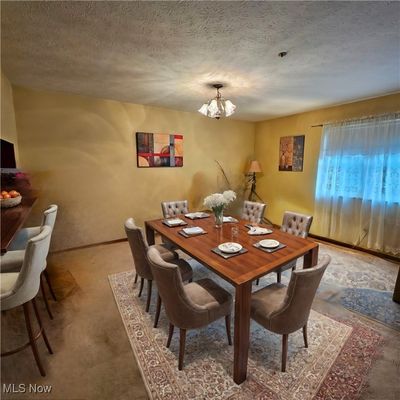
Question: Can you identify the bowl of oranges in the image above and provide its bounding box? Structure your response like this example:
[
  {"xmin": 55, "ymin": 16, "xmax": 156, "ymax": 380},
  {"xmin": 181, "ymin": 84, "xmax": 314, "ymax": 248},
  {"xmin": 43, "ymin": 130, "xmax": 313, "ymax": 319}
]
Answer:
[{"xmin": 0, "ymin": 190, "xmax": 22, "ymax": 208}]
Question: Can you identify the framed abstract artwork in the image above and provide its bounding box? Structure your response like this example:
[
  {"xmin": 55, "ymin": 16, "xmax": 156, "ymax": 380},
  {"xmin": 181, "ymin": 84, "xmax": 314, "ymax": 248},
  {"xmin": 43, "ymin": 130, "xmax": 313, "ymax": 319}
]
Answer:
[
  {"xmin": 136, "ymin": 132, "xmax": 183, "ymax": 168},
  {"xmin": 279, "ymin": 135, "xmax": 305, "ymax": 171}
]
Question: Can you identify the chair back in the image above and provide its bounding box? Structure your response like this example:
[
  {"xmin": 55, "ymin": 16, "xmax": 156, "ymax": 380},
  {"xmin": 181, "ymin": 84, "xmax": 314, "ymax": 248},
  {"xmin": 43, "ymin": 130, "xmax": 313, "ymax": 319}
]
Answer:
[
  {"xmin": 147, "ymin": 247, "xmax": 205, "ymax": 328},
  {"xmin": 269, "ymin": 255, "xmax": 330, "ymax": 334},
  {"xmin": 2, "ymin": 226, "xmax": 52, "ymax": 310},
  {"xmin": 241, "ymin": 200, "xmax": 266, "ymax": 224},
  {"xmin": 124, "ymin": 218, "xmax": 152, "ymax": 280},
  {"xmin": 161, "ymin": 200, "xmax": 189, "ymax": 218},
  {"xmin": 42, "ymin": 204, "xmax": 58, "ymax": 230},
  {"xmin": 281, "ymin": 211, "xmax": 313, "ymax": 238}
]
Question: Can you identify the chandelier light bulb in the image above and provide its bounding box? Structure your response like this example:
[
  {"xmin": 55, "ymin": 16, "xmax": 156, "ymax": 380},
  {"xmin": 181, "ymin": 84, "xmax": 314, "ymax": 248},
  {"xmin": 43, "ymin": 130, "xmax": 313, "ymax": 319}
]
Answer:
[{"xmin": 198, "ymin": 84, "xmax": 236, "ymax": 119}]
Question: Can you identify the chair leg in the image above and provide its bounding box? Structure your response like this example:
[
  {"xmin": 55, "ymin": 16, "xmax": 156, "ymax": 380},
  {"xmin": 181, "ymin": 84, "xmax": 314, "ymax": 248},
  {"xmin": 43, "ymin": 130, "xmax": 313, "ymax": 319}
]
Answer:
[
  {"xmin": 40, "ymin": 274, "xmax": 53, "ymax": 320},
  {"xmin": 277, "ymin": 272, "xmax": 282, "ymax": 283},
  {"xmin": 145, "ymin": 280, "xmax": 153, "ymax": 312},
  {"xmin": 154, "ymin": 295, "xmax": 162, "ymax": 328},
  {"xmin": 23, "ymin": 302, "xmax": 46, "ymax": 377},
  {"xmin": 166, "ymin": 323, "xmax": 174, "ymax": 348},
  {"xmin": 303, "ymin": 324, "xmax": 308, "ymax": 348},
  {"xmin": 44, "ymin": 270, "xmax": 57, "ymax": 301},
  {"xmin": 282, "ymin": 334, "xmax": 288, "ymax": 372},
  {"xmin": 255, "ymin": 278, "xmax": 260, "ymax": 285},
  {"xmin": 134, "ymin": 273, "xmax": 138, "ymax": 284},
  {"xmin": 32, "ymin": 298, "xmax": 53, "ymax": 354},
  {"xmin": 178, "ymin": 328, "xmax": 186, "ymax": 370},
  {"xmin": 138, "ymin": 277, "xmax": 144, "ymax": 297},
  {"xmin": 225, "ymin": 314, "xmax": 232, "ymax": 345}
]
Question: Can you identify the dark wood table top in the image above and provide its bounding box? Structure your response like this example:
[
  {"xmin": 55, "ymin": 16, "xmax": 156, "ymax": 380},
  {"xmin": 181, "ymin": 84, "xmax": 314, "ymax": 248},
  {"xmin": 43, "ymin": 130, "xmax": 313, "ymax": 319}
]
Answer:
[
  {"xmin": 1, "ymin": 195, "xmax": 37, "ymax": 254},
  {"xmin": 145, "ymin": 215, "xmax": 319, "ymax": 286}
]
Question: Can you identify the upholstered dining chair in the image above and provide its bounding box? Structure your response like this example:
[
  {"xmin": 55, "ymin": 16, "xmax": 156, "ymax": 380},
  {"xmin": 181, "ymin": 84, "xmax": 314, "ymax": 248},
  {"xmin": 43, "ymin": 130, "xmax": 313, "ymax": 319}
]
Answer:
[
  {"xmin": 251, "ymin": 255, "xmax": 330, "ymax": 372},
  {"xmin": 147, "ymin": 247, "xmax": 233, "ymax": 370},
  {"xmin": 241, "ymin": 200, "xmax": 266, "ymax": 224},
  {"xmin": 276, "ymin": 211, "xmax": 313, "ymax": 282},
  {"xmin": 161, "ymin": 200, "xmax": 189, "ymax": 218},
  {"xmin": 1, "ymin": 226, "xmax": 53, "ymax": 377},
  {"xmin": 124, "ymin": 218, "xmax": 193, "ymax": 324},
  {"xmin": 255, "ymin": 211, "xmax": 313, "ymax": 285},
  {"xmin": 1, "ymin": 205, "xmax": 58, "ymax": 319}
]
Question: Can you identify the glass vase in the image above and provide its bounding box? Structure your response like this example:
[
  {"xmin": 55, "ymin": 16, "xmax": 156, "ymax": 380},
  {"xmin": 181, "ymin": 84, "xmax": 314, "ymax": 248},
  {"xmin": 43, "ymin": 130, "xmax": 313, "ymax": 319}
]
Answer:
[{"xmin": 214, "ymin": 208, "xmax": 224, "ymax": 228}]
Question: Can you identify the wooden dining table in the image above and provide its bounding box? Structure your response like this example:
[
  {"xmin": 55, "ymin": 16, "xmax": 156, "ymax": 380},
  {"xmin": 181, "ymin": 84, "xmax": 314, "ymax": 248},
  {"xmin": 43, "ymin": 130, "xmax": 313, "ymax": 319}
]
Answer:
[{"xmin": 145, "ymin": 215, "xmax": 319, "ymax": 384}]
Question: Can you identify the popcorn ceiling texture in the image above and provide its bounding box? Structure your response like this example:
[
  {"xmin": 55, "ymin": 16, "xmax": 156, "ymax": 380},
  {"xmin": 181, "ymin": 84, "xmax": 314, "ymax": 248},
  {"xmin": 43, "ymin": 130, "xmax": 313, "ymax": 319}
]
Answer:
[{"xmin": 2, "ymin": 1, "xmax": 399, "ymax": 121}]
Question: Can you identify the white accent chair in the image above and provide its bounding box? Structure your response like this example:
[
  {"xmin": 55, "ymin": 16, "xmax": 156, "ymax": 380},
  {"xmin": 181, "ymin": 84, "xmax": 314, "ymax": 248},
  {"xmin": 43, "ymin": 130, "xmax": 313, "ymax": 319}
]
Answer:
[
  {"xmin": 1, "ymin": 205, "xmax": 58, "ymax": 318},
  {"xmin": 1, "ymin": 226, "xmax": 53, "ymax": 376}
]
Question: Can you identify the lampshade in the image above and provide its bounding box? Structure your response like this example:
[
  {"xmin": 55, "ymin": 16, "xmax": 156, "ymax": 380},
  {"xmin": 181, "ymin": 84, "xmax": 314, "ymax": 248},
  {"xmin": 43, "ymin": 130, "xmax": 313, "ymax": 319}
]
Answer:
[
  {"xmin": 198, "ymin": 84, "xmax": 236, "ymax": 119},
  {"xmin": 248, "ymin": 160, "xmax": 262, "ymax": 173}
]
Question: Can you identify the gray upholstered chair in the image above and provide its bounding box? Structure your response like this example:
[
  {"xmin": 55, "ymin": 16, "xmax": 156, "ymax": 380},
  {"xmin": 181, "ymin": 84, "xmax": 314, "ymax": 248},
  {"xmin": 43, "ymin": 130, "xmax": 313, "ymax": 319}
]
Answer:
[
  {"xmin": 251, "ymin": 255, "xmax": 330, "ymax": 372},
  {"xmin": 161, "ymin": 200, "xmax": 189, "ymax": 218},
  {"xmin": 1, "ymin": 226, "xmax": 53, "ymax": 377},
  {"xmin": 276, "ymin": 211, "xmax": 313, "ymax": 282},
  {"xmin": 124, "ymin": 218, "xmax": 193, "ymax": 324},
  {"xmin": 147, "ymin": 247, "xmax": 233, "ymax": 370},
  {"xmin": 241, "ymin": 200, "xmax": 266, "ymax": 224},
  {"xmin": 255, "ymin": 211, "xmax": 313, "ymax": 285},
  {"xmin": 1, "ymin": 205, "xmax": 58, "ymax": 319}
]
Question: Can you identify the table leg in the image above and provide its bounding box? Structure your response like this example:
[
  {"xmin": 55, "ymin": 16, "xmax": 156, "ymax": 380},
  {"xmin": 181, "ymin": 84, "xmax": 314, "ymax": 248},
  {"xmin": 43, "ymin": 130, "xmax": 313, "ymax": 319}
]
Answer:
[
  {"xmin": 145, "ymin": 223, "xmax": 155, "ymax": 246},
  {"xmin": 233, "ymin": 281, "xmax": 252, "ymax": 384},
  {"xmin": 303, "ymin": 245, "xmax": 319, "ymax": 269},
  {"xmin": 393, "ymin": 266, "xmax": 400, "ymax": 303}
]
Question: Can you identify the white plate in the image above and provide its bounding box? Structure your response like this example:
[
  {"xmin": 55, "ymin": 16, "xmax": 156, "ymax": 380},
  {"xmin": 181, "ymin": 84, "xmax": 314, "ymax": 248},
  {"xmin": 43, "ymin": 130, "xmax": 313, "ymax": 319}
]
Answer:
[
  {"xmin": 218, "ymin": 242, "xmax": 243, "ymax": 254},
  {"xmin": 259, "ymin": 239, "xmax": 280, "ymax": 248},
  {"xmin": 165, "ymin": 218, "xmax": 184, "ymax": 226}
]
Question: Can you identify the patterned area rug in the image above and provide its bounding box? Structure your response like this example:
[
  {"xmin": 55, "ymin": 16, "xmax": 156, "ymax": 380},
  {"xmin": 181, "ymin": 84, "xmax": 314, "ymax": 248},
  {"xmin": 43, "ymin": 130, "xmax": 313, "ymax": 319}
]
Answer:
[
  {"xmin": 340, "ymin": 288, "xmax": 400, "ymax": 330},
  {"xmin": 109, "ymin": 263, "xmax": 382, "ymax": 400},
  {"xmin": 274, "ymin": 243, "xmax": 400, "ymax": 330}
]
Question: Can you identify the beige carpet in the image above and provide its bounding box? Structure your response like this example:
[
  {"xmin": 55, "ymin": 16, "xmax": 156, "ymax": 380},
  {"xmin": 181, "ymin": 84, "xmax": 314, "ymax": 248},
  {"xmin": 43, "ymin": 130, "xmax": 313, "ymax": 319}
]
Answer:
[{"xmin": 109, "ymin": 264, "xmax": 382, "ymax": 400}]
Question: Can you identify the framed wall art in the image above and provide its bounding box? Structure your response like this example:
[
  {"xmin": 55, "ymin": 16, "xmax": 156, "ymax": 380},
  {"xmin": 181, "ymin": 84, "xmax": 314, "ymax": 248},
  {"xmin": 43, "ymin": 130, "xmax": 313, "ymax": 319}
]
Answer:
[
  {"xmin": 136, "ymin": 132, "xmax": 183, "ymax": 168},
  {"xmin": 279, "ymin": 135, "xmax": 305, "ymax": 171}
]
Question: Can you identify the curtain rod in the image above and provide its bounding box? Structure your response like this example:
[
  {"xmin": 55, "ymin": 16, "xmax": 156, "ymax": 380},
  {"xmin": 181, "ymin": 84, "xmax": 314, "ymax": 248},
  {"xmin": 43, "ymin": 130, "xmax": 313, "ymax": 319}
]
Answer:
[{"xmin": 310, "ymin": 111, "xmax": 400, "ymax": 128}]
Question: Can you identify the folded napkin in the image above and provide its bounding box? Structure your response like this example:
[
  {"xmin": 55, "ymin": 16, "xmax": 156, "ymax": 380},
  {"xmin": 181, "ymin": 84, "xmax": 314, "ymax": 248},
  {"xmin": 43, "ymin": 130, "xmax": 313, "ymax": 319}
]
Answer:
[
  {"xmin": 223, "ymin": 216, "xmax": 238, "ymax": 223},
  {"xmin": 185, "ymin": 212, "xmax": 209, "ymax": 219},
  {"xmin": 183, "ymin": 226, "xmax": 204, "ymax": 235},
  {"xmin": 247, "ymin": 227, "xmax": 273, "ymax": 235},
  {"xmin": 165, "ymin": 218, "xmax": 185, "ymax": 226}
]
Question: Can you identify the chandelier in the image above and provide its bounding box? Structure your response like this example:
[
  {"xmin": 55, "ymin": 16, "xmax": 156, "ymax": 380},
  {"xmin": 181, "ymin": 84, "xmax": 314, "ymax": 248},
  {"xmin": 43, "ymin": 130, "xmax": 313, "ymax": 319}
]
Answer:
[{"xmin": 198, "ymin": 84, "xmax": 236, "ymax": 119}]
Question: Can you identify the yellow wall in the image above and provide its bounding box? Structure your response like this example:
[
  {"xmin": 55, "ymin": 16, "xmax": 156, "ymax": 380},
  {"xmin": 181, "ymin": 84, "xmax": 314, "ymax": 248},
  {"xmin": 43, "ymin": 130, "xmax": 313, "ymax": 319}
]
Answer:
[
  {"xmin": 13, "ymin": 87, "xmax": 255, "ymax": 251},
  {"xmin": 1, "ymin": 71, "xmax": 19, "ymax": 163},
  {"xmin": 255, "ymin": 93, "xmax": 400, "ymax": 235}
]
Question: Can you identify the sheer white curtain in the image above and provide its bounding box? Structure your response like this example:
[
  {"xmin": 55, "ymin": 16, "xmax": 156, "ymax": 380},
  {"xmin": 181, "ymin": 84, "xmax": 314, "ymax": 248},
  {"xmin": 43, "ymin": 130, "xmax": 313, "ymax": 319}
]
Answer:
[{"xmin": 315, "ymin": 113, "xmax": 400, "ymax": 255}]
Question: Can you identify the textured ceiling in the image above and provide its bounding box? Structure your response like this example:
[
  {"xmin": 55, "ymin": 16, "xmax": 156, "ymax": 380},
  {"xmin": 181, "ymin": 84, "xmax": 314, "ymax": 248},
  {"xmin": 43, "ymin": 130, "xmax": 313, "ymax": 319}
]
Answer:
[{"xmin": 2, "ymin": 1, "xmax": 399, "ymax": 121}]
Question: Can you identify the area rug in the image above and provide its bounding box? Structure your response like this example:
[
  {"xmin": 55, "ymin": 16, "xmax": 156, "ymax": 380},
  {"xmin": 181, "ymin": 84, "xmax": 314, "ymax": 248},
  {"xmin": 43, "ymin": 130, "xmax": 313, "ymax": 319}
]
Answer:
[
  {"xmin": 339, "ymin": 287, "xmax": 400, "ymax": 330},
  {"xmin": 271, "ymin": 243, "xmax": 400, "ymax": 331},
  {"xmin": 109, "ymin": 265, "xmax": 382, "ymax": 400}
]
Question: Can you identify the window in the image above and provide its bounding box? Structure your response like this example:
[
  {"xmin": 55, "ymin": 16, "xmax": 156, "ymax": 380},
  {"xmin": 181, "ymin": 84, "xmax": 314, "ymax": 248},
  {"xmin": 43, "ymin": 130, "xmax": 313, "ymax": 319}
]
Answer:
[{"xmin": 314, "ymin": 114, "xmax": 400, "ymax": 255}]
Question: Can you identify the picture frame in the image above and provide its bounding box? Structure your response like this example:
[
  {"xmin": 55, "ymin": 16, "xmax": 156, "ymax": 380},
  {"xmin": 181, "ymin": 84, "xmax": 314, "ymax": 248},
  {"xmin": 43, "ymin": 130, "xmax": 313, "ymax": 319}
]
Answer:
[{"xmin": 136, "ymin": 132, "xmax": 183, "ymax": 168}]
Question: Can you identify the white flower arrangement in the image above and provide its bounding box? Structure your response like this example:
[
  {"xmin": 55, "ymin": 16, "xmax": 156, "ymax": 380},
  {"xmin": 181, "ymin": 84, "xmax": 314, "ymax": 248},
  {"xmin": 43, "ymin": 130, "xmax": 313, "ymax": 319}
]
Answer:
[{"xmin": 203, "ymin": 190, "xmax": 237, "ymax": 213}]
